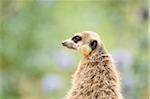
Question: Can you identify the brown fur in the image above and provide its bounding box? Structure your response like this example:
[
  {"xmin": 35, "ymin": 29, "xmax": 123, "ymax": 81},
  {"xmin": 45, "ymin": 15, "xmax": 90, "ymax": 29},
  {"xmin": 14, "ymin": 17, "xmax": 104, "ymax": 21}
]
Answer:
[{"xmin": 63, "ymin": 31, "xmax": 123, "ymax": 99}]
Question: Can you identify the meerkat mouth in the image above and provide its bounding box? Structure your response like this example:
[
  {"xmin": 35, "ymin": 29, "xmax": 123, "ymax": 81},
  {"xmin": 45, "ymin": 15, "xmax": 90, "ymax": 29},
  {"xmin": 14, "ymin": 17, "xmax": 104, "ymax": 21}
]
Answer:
[
  {"xmin": 65, "ymin": 46, "xmax": 76, "ymax": 50},
  {"xmin": 62, "ymin": 42, "xmax": 76, "ymax": 50}
]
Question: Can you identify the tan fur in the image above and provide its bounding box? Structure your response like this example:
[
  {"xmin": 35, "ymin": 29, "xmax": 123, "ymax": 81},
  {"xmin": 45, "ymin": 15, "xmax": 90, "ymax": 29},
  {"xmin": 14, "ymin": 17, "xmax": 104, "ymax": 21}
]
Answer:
[{"xmin": 63, "ymin": 31, "xmax": 123, "ymax": 99}]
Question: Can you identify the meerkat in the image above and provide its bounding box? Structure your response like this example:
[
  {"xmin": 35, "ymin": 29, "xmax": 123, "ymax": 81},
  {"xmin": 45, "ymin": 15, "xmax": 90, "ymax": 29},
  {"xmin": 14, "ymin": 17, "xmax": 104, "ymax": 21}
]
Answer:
[{"xmin": 62, "ymin": 31, "xmax": 123, "ymax": 99}]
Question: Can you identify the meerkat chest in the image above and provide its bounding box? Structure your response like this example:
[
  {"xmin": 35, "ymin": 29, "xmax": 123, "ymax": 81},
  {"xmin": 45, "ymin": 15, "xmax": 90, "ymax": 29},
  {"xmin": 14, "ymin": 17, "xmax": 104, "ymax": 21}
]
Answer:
[
  {"xmin": 73, "ymin": 61, "xmax": 105, "ymax": 84},
  {"xmin": 72, "ymin": 62, "xmax": 108, "ymax": 96}
]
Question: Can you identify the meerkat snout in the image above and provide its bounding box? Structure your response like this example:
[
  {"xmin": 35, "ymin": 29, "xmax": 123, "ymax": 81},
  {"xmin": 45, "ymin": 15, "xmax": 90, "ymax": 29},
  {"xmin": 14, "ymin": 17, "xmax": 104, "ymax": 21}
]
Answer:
[
  {"xmin": 62, "ymin": 34, "xmax": 82, "ymax": 50},
  {"xmin": 62, "ymin": 38, "xmax": 78, "ymax": 50},
  {"xmin": 62, "ymin": 31, "xmax": 102, "ymax": 56}
]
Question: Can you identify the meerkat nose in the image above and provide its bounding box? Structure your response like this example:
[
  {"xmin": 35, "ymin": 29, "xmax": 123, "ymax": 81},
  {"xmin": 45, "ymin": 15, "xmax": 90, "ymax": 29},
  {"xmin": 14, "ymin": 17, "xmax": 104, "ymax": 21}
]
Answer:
[{"xmin": 62, "ymin": 42, "xmax": 66, "ymax": 46}]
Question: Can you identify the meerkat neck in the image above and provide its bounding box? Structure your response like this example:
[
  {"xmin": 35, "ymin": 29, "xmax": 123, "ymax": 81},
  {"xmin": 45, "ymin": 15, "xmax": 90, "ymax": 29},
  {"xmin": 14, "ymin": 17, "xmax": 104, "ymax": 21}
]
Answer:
[{"xmin": 86, "ymin": 46, "xmax": 109, "ymax": 62}]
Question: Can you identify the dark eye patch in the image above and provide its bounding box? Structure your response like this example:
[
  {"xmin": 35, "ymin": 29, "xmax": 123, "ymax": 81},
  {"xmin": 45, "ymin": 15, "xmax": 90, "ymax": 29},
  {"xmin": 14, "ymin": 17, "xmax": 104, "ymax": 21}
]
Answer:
[{"xmin": 72, "ymin": 35, "xmax": 82, "ymax": 43}]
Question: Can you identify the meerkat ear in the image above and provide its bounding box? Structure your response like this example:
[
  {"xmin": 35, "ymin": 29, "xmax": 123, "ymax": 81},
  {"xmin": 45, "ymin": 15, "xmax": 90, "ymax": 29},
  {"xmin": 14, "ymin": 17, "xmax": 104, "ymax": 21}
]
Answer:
[{"xmin": 90, "ymin": 40, "xmax": 97, "ymax": 50}]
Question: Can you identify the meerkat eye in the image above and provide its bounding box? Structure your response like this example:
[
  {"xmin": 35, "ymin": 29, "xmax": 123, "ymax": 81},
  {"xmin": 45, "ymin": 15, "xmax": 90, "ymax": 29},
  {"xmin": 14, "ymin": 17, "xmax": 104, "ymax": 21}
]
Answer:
[
  {"xmin": 90, "ymin": 40, "xmax": 97, "ymax": 50},
  {"xmin": 72, "ymin": 35, "xmax": 82, "ymax": 43}
]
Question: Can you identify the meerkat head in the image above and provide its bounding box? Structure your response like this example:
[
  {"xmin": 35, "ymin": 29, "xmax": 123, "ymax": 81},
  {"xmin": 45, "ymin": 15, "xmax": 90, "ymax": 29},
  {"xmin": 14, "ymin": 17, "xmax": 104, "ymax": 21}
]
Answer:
[{"xmin": 62, "ymin": 31, "xmax": 103, "ymax": 56}]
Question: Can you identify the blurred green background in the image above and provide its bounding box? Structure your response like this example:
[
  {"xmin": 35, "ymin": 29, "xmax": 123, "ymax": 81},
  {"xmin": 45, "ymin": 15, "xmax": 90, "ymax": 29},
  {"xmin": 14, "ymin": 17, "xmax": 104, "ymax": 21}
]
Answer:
[{"xmin": 0, "ymin": 0, "xmax": 149, "ymax": 99}]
